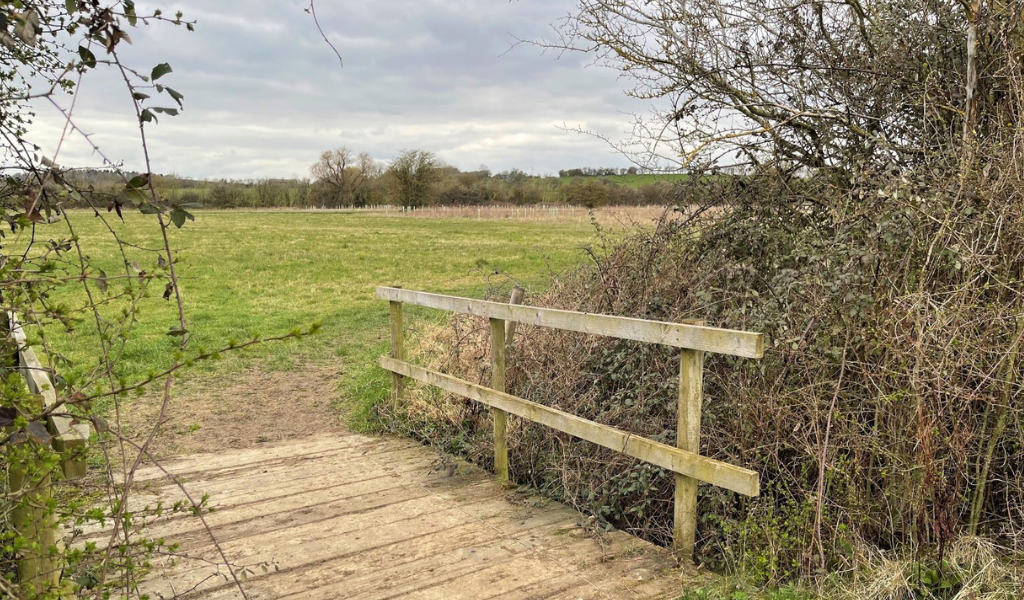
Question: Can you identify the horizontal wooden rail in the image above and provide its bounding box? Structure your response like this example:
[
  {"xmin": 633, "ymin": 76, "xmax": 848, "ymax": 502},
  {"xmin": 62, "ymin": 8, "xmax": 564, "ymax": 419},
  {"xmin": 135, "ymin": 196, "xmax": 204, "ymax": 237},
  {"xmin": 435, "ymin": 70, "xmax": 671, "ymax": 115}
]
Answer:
[
  {"xmin": 380, "ymin": 356, "xmax": 759, "ymax": 496},
  {"xmin": 9, "ymin": 313, "xmax": 89, "ymax": 479},
  {"xmin": 376, "ymin": 287, "xmax": 763, "ymax": 358},
  {"xmin": 380, "ymin": 287, "xmax": 764, "ymax": 559}
]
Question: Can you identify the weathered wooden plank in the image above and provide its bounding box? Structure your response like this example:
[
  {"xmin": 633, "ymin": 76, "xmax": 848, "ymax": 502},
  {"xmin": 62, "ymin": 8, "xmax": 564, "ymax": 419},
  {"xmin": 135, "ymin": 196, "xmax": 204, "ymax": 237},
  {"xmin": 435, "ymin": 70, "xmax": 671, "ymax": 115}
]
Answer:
[
  {"xmin": 131, "ymin": 433, "xmax": 373, "ymax": 482},
  {"xmin": 380, "ymin": 357, "xmax": 759, "ymax": 496},
  {"xmin": 80, "ymin": 450, "xmax": 444, "ymax": 542},
  {"xmin": 143, "ymin": 490, "xmax": 521, "ymax": 593},
  {"xmin": 489, "ymin": 318, "xmax": 509, "ymax": 484},
  {"xmin": 193, "ymin": 508, "xmax": 579, "ymax": 600},
  {"xmin": 376, "ymin": 287, "xmax": 764, "ymax": 358},
  {"xmin": 674, "ymin": 347, "xmax": 704, "ymax": 558}
]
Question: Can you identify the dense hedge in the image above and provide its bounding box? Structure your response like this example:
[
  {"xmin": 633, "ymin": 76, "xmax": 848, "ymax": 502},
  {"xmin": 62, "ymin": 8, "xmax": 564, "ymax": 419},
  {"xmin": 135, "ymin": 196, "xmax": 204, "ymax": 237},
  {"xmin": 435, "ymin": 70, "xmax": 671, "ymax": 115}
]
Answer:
[{"xmin": 395, "ymin": 168, "xmax": 1024, "ymax": 595}]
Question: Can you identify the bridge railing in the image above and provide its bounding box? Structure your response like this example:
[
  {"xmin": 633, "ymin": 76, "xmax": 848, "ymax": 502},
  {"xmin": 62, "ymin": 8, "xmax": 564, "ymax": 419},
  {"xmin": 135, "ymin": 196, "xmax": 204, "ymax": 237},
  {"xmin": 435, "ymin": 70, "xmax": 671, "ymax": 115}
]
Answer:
[
  {"xmin": 6, "ymin": 312, "xmax": 90, "ymax": 593},
  {"xmin": 377, "ymin": 286, "xmax": 764, "ymax": 558}
]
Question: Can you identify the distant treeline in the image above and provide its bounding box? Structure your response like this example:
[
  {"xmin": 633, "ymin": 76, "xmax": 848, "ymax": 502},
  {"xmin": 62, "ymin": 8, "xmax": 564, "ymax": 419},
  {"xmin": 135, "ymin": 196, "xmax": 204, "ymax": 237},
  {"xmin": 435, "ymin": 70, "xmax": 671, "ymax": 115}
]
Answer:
[
  {"xmin": 63, "ymin": 151, "xmax": 686, "ymax": 210},
  {"xmin": 557, "ymin": 167, "xmax": 639, "ymax": 177}
]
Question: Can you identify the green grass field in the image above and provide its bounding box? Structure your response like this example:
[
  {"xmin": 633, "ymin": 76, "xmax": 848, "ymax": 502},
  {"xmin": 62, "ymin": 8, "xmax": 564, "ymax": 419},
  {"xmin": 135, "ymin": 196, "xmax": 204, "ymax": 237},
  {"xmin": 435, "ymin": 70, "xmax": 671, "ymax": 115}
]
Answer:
[
  {"xmin": 558, "ymin": 173, "xmax": 690, "ymax": 189},
  {"xmin": 31, "ymin": 210, "xmax": 600, "ymax": 421}
]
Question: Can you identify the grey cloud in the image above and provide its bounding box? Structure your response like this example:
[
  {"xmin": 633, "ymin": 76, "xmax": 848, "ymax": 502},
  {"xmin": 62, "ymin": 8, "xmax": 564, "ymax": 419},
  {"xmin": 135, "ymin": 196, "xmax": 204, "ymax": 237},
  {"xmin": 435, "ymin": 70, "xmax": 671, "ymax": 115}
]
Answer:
[{"xmin": 29, "ymin": 0, "xmax": 644, "ymax": 179}]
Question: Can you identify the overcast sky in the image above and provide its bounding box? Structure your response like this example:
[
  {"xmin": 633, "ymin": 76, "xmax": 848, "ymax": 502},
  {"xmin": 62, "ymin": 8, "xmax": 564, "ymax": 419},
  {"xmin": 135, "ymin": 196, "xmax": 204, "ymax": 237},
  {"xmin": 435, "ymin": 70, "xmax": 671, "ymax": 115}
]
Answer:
[{"xmin": 28, "ymin": 0, "xmax": 646, "ymax": 180}]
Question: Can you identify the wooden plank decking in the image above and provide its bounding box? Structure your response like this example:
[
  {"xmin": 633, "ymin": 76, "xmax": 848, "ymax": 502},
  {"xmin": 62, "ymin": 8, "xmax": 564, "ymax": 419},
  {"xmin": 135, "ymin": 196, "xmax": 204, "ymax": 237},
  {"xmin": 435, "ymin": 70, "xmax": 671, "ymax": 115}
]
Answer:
[{"xmin": 122, "ymin": 430, "xmax": 684, "ymax": 599}]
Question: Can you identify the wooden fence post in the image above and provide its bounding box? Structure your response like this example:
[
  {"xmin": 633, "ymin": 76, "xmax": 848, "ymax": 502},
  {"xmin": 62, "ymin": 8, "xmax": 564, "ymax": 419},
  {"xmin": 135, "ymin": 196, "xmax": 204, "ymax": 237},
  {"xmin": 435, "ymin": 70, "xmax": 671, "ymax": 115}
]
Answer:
[
  {"xmin": 389, "ymin": 300, "xmax": 405, "ymax": 410},
  {"xmin": 674, "ymin": 346, "xmax": 705, "ymax": 559},
  {"xmin": 491, "ymin": 287, "xmax": 524, "ymax": 484},
  {"xmin": 489, "ymin": 318, "xmax": 508, "ymax": 484},
  {"xmin": 504, "ymin": 286, "xmax": 525, "ymax": 351},
  {"xmin": 9, "ymin": 396, "xmax": 61, "ymax": 595}
]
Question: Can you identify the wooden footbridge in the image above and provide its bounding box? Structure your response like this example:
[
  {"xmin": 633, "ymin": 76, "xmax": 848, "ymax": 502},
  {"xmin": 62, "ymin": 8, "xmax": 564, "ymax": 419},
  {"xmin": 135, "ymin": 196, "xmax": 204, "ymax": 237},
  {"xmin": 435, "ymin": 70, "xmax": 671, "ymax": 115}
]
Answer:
[
  {"xmin": 15, "ymin": 289, "xmax": 764, "ymax": 599},
  {"xmin": 130, "ymin": 431, "xmax": 684, "ymax": 599}
]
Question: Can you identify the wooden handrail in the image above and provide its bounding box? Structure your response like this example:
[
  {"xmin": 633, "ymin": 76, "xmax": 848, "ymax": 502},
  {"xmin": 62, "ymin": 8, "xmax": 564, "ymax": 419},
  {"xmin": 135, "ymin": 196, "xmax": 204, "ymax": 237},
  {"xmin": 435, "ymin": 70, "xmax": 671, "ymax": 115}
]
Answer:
[
  {"xmin": 376, "ymin": 287, "xmax": 764, "ymax": 358},
  {"xmin": 6, "ymin": 312, "xmax": 90, "ymax": 594},
  {"xmin": 8, "ymin": 312, "xmax": 89, "ymax": 479},
  {"xmin": 379, "ymin": 288, "xmax": 764, "ymax": 560},
  {"xmin": 381, "ymin": 357, "xmax": 759, "ymax": 496}
]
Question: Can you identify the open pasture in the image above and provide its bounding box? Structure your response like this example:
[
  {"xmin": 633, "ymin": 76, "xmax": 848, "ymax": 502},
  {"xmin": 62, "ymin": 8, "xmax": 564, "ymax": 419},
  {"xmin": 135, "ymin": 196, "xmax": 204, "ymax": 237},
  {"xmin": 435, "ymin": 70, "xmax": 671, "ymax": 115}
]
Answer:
[
  {"xmin": 336, "ymin": 203, "xmax": 672, "ymax": 224},
  {"xmin": 35, "ymin": 210, "xmax": 608, "ymax": 407}
]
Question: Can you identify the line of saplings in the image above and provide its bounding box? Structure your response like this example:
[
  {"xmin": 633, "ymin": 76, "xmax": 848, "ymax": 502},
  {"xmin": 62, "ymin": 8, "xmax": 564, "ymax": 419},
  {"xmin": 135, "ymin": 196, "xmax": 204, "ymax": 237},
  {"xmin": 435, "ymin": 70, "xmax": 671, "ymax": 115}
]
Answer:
[{"xmin": 63, "ymin": 157, "xmax": 683, "ymax": 210}]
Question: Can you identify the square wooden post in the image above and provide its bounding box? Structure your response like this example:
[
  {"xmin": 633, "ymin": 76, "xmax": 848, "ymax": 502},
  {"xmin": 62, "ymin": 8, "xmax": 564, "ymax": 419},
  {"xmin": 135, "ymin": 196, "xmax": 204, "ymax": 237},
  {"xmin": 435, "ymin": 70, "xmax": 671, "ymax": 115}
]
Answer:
[
  {"xmin": 674, "ymin": 346, "xmax": 704, "ymax": 559},
  {"xmin": 489, "ymin": 318, "xmax": 509, "ymax": 484},
  {"xmin": 389, "ymin": 301, "xmax": 404, "ymax": 410},
  {"xmin": 503, "ymin": 286, "xmax": 526, "ymax": 348},
  {"xmin": 8, "ymin": 392, "xmax": 61, "ymax": 595}
]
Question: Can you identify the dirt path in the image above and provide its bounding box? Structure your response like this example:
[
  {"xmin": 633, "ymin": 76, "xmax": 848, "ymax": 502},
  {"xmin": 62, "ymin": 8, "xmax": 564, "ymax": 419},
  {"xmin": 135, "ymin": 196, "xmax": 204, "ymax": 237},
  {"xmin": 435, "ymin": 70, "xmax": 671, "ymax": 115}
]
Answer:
[{"xmin": 118, "ymin": 364, "xmax": 347, "ymax": 458}]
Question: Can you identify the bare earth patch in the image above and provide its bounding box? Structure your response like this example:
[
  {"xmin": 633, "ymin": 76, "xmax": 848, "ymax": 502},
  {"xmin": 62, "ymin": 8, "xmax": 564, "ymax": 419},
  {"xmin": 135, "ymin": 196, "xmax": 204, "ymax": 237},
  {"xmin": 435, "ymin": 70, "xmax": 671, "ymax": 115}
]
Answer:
[{"xmin": 118, "ymin": 364, "xmax": 346, "ymax": 458}]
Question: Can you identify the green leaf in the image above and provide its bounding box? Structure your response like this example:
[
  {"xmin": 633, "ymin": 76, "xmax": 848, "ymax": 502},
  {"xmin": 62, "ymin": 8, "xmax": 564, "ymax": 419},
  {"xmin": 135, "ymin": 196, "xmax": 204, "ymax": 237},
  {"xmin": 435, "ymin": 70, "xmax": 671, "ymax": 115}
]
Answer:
[
  {"xmin": 138, "ymin": 202, "xmax": 161, "ymax": 215},
  {"xmin": 140, "ymin": 109, "xmax": 156, "ymax": 124},
  {"xmin": 124, "ymin": 187, "xmax": 147, "ymax": 203},
  {"xmin": 167, "ymin": 328, "xmax": 188, "ymax": 337},
  {"xmin": 151, "ymin": 107, "xmax": 179, "ymax": 116},
  {"xmin": 78, "ymin": 46, "xmax": 96, "ymax": 69},
  {"xmin": 92, "ymin": 416, "xmax": 109, "ymax": 434},
  {"xmin": 65, "ymin": 0, "xmax": 76, "ymax": 15},
  {"xmin": 164, "ymin": 86, "xmax": 184, "ymax": 108},
  {"xmin": 170, "ymin": 207, "xmax": 194, "ymax": 228},
  {"xmin": 151, "ymin": 62, "xmax": 173, "ymax": 81},
  {"xmin": 127, "ymin": 174, "xmax": 149, "ymax": 188},
  {"xmin": 132, "ymin": 92, "xmax": 150, "ymax": 101},
  {"xmin": 75, "ymin": 573, "xmax": 98, "ymax": 590}
]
